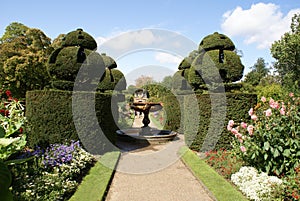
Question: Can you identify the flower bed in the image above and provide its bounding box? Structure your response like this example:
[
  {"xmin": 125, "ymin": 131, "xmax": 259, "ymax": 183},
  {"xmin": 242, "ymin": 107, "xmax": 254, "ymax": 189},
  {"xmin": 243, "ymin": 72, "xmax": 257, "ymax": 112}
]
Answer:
[
  {"xmin": 10, "ymin": 141, "xmax": 96, "ymax": 201},
  {"xmin": 203, "ymin": 92, "xmax": 300, "ymax": 200}
]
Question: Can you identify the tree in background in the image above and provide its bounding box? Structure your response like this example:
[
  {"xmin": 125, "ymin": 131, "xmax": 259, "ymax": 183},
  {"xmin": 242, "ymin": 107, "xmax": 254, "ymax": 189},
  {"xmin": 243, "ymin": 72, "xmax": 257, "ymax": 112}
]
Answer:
[
  {"xmin": 160, "ymin": 75, "xmax": 173, "ymax": 89},
  {"xmin": 134, "ymin": 75, "xmax": 154, "ymax": 88},
  {"xmin": 271, "ymin": 13, "xmax": 300, "ymax": 91},
  {"xmin": 0, "ymin": 22, "xmax": 52, "ymax": 98},
  {"xmin": 244, "ymin": 57, "xmax": 269, "ymax": 86}
]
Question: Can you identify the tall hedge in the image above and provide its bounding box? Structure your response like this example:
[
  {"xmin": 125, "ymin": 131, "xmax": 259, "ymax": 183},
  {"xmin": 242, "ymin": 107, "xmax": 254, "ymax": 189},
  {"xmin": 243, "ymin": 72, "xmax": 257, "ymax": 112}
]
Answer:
[
  {"xmin": 184, "ymin": 93, "xmax": 257, "ymax": 152},
  {"xmin": 161, "ymin": 95, "xmax": 183, "ymax": 132},
  {"xmin": 26, "ymin": 90, "xmax": 119, "ymax": 154}
]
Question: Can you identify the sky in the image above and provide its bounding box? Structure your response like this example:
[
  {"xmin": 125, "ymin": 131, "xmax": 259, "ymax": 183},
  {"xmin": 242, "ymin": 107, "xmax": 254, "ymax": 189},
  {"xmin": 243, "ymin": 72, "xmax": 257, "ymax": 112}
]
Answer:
[{"xmin": 1, "ymin": 0, "xmax": 300, "ymax": 85}]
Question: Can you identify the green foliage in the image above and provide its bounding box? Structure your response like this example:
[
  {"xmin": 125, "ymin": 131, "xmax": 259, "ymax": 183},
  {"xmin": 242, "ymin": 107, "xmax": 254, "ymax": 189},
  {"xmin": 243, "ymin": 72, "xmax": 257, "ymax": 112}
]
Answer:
[
  {"xmin": 10, "ymin": 141, "xmax": 95, "ymax": 201},
  {"xmin": 255, "ymin": 83, "xmax": 285, "ymax": 100},
  {"xmin": 204, "ymin": 149, "xmax": 244, "ymax": 179},
  {"xmin": 244, "ymin": 58, "xmax": 269, "ymax": 86},
  {"xmin": 228, "ymin": 94, "xmax": 300, "ymax": 176},
  {"xmin": 47, "ymin": 46, "xmax": 93, "ymax": 81},
  {"xmin": 180, "ymin": 146, "xmax": 248, "ymax": 201},
  {"xmin": 101, "ymin": 53, "xmax": 117, "ymax": 69},
  {"xmin": 184, "ymin": 93, "xmax": 257, "ymax": 152},
  {"xmin": 283, "ymin": 165, "xmax": 300, "ymax": 200},
  {"xmin": 62, "ymin": 28, "xmax": 97, "ymax": 50},
  {"xmin": 25, "ymin": 90, "xmax": 118, "ymax": 150},
  {"xmin": 97, "ymin": 68, "xmax": 126, "ymax": 92},
  {"xmin": 0, "ymin": 90, "xmax": 27, "ymax": 200},
  {"xmin": 172, "ymin": 70, "xmax": 191, "ymax": 91},
  {"xmin": 160, "ymin": 75, "xmax": 173, "ymax": 89},
  {"xmin": 0, "ymin": 22, "xmax": 29, "ymax": 43},
  {"xmin": 187, "ymin": 66, "xmax": 204, "ymax": 92},
  {"xmin": 0, "ymin": 23, "xmax": 52, "ymax": 98},
  {"xmin": 69, "ymin": 151, "xmax": 120, "ymax": 201},
  {"xmin": 199, "ymin": 32, "xmax": 235, "ymax": 51},
  {"xmin": 192, "ymin": 50, "xmax": 244, "ymax": 83},
  {"xmin": 141, "ymin": 84, "xmax": 182, "ymax": 132},
  {"xmin": 271, "ymin": 14, "xmax": 300, "ymax": 89},
  {"xmin": 178, "ymin": 50, "xmax": 199, "ymax": 70}
]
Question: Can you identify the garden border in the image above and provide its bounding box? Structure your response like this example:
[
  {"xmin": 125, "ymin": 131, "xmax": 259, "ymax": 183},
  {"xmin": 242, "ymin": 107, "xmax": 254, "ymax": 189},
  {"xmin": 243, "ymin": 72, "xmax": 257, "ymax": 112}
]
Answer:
[
  {"xmin": 179, "ymin": 146, "xmax": 248, "ymax": 201},
  {"xmin": 69, "ymin": 151, "xmax": 121, "ymax": 201}
]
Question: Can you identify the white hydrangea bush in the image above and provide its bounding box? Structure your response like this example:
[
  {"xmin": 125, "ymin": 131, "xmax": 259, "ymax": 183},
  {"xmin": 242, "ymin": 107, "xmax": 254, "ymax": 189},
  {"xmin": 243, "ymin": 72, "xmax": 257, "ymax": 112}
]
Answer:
[{"xmin": 231, "ymin": 166, "xmax": 283, "ymax": 201}]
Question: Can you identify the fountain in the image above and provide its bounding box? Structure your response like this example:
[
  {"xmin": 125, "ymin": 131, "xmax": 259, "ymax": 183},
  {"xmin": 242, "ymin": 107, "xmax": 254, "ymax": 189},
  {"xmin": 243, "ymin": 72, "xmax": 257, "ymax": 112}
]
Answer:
[{"xmin": 116, "ymin": 89, "xmax": 178, "ymax": 143}]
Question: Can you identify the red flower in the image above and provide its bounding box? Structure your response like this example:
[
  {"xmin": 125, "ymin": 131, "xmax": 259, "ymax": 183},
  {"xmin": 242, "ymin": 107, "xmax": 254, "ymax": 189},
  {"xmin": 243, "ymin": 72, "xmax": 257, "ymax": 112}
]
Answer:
[
  {"xmin": 5, "ymin": 90, "xmax": 12, "ymax": 97},
  {"xmin": 19, "ymin": 127, "xmax": 23, "ymax": 134}
]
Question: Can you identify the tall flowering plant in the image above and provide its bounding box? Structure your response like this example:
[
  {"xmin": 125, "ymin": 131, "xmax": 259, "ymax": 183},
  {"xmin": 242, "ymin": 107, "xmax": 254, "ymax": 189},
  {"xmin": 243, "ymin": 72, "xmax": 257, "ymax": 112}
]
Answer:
[
  {"xmin": 0, "ymin": 90, "xmax": 27, "ymax": 201},
  {"xmin": 0, "ymin": 90, "xmax": 26, "ymax": 160},
  {"xmin": 227, "ymin": 93, "xmax": 300, "ymax": 176}
]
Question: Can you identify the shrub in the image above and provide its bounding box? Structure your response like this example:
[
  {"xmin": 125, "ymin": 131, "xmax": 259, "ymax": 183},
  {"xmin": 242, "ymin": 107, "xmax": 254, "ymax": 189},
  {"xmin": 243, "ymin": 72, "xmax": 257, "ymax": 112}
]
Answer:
[
  {"xmin": 192, "ymin": 50, "xmax": 244, "ymax": 83},
  {"xmin": 199, "ymin": 32, "xmax": 235, "ymax": 51},
  {"xmin": 228, "ymin": 93, "xmax": 300, "ymax": 176},
  {"xmin": 184, "ymin": 93, "xmax": 257, "ymax": 152},
  {"xmin": 26, "ymin": 90, "xmax": 118, "ymax": 152},
  {"xmin": 61, "ymin": 28, "xmax": 97, "ymax": 50},
  {"xmin": 97, "ymin": 69, "xmax": 126, "ymax": 92},
  {"xmin": 172, "ymin": 70, "xmax": 191, "ymax": 91}
]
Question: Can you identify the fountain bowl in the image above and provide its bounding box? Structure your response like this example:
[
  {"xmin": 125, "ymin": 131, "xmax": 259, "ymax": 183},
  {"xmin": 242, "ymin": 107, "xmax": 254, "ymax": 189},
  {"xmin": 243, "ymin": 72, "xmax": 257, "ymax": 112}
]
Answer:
[{"xmin": 116, "ymin": 128, "xmax": 178, "ymax": 144}]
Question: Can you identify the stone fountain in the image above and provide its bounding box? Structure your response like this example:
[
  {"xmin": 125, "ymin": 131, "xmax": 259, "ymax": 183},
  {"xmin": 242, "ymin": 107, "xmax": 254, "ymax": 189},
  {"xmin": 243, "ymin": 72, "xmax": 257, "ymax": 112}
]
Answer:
[{"xmin": 116, "ymin": 89, "xmax": 177, "ymax": 143}]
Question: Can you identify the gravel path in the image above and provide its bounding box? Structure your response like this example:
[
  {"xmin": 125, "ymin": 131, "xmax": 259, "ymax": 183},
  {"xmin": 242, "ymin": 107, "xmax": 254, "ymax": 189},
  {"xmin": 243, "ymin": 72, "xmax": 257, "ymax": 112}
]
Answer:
[{"xmin": 105, "ymin": 117, "xmax": 214, "ymax": 201}]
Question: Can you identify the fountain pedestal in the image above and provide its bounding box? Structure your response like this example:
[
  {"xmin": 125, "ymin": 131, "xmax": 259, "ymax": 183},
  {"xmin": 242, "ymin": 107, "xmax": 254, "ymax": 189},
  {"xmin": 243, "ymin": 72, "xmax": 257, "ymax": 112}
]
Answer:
[{"xmin": 116, "ymin": 89, "xmax": 177, "ymax": 144}]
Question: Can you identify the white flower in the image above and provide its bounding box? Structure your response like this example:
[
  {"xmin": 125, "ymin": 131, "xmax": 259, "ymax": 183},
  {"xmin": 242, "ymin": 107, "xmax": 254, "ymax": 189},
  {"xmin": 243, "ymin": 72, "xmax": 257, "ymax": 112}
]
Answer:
[{"xmin": 231, "ymin": 166, "xmax": 283, "ymax": 201}]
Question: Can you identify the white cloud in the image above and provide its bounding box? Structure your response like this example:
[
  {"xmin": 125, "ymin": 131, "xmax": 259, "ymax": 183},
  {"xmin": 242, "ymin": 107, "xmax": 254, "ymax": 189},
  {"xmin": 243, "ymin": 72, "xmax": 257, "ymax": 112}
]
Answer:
[
  {"xmin": 221, "ymin": 3, "xmax": 300, "ymax": 49},
  {"xmin": 154, "ymin": 52, "xmax": 182, "ymax": 64},
  {"xmin": 96, "ymin": 29, "xmax": 161, "ymax": 52}
]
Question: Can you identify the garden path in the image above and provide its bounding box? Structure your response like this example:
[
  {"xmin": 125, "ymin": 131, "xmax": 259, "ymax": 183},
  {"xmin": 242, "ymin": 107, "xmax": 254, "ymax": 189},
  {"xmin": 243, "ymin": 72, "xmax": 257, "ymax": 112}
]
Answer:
[{"xmin": 105, "ymin": 117, "xmax": 214, "ymax": 201}]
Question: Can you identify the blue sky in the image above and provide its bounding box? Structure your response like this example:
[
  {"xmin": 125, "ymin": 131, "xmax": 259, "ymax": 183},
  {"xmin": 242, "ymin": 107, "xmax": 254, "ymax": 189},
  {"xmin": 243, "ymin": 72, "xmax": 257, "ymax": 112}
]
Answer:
[{"xmin": 1, "ymin": 0, "xmax": 300, "ymax": 85}]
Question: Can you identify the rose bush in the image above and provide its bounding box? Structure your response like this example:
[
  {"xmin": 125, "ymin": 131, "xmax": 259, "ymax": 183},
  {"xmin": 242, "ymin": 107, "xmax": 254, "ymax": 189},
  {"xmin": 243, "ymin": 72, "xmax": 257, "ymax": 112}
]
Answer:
[{"xmin": 227, "ymin": 93, "xmax": 300, "ymax": 176}]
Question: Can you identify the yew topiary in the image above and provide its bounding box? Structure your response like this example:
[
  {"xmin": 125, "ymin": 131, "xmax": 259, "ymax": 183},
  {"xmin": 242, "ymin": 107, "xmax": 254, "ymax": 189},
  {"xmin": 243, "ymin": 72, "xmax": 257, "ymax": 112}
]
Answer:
[
  {"xmin": 61, "ymin": 28, "xmax": 97, "ymax": 50},
  {"xmin": 199, "ymin": 32, "xmax": 235, "ymax": 51},
  {"xmin": 192, "ymin": 50, "xmax": 244, "ymax": 83}
]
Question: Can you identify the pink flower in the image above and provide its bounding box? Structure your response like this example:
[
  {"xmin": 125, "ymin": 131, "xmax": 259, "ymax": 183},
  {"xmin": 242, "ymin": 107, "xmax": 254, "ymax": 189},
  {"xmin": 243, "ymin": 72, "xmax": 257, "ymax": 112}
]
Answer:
[
  {"xmin": 280, "ymin": 107, "xmax": 285, "ymax": 115},
  {"xmin": 231, "ymin": 128, "xmax": 239, "ymax": 135},
  {"xmin": 269, "ymin": 99, "xmax": 280, "ymax": 109},
  {"xmin": 248, "ymin": 108, "xmax": 254, "ymax": 116},
  {"xmin": 251, "ymin": 115, "xmax": 258, "ymax": 121},
  {"xmin": 240, "ymin": 146, "xmax": 246, "ymax": 152},
  {"xmin": 241, "ymin": 122, "xmax": 247, "ymax": 129},
  {"xmin": 235, "ymin": 133, "xmax": 243, "ymax": 139},
  {"xmin": 239, "ymin": 138, "xmax": 243, "ymax": 143},
  {"xmin": 261, "ymin": 96, "xmax": 266, "ymax": 102},
  {"xmin": 227, "ymin": 125, "xmax": 232, "ymax": 131},
  {"xmin": 265, "ymin": 108, "xmax": 272, "ymax": 117},
  {"xmin": 228, "ymin": 120, "xmax": 234, "ymax": 127},
  {"xmin": 247, "ymin": 125, "xmax": 254, "ymax": 135},
  {"xmin": 289, "ymin": 92, "xmax": 294, "ymax": 97}
]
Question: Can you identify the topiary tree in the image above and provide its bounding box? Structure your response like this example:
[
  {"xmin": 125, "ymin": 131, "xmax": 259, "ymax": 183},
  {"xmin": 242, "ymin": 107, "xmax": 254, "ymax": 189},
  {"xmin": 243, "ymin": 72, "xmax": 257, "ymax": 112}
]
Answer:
[
  {"xmin": 192, "ymin": 50, "xmax": 244, "ymax": 83},
  {"xmin": 97, "ymin": 68, "xmax": 126, "ymax": 92},
  {"xmin": 199, "ymin": 32, "xmax": 235, "ymax": 51}
]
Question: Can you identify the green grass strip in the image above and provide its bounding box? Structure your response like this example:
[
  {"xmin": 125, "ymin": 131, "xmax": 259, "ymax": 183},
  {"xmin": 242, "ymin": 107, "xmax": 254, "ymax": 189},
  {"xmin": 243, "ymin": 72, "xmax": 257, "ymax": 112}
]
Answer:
[
  {"xmin": 69, "ymin": 151, "xmax": 120, "ymax": 201},
  {"xmin": 179, "ymin": 146, "xmax": 248, "ymax": 201}
]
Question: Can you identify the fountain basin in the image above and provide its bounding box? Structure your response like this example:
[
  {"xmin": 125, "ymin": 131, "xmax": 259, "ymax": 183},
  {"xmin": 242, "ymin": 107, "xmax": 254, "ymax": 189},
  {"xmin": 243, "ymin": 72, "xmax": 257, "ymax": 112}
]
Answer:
[{"xmin": 116, "ymin": 128, "xmax": 178, "ymax": 144}]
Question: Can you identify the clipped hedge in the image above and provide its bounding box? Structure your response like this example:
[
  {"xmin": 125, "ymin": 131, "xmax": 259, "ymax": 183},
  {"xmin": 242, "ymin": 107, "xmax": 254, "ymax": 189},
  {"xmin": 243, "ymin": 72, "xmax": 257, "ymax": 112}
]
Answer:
[
  {"xmin": 161, "ymin": 95, "xmax": 182, "ymax": 132},
  {"xmin": 192, "ymin": 50, "xmax": 244, "ymax": 83},
  {"xmin": 62, "ymin": 28, "xmax": 97, "ymax": 50},
  {"xmin": 97, "ymin": 69, "xmax": 126, "ymax": 92},
  {"xmin": 199, "ymin": 32, "xmax": 235, "ymax": 51},
  {"xmin": 26, "ymin": 90, "xmax": 119, "ymax": 153},
  {"xmin": 184, "ymin": 93, "xmax": 257, "ymax": 152}
]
